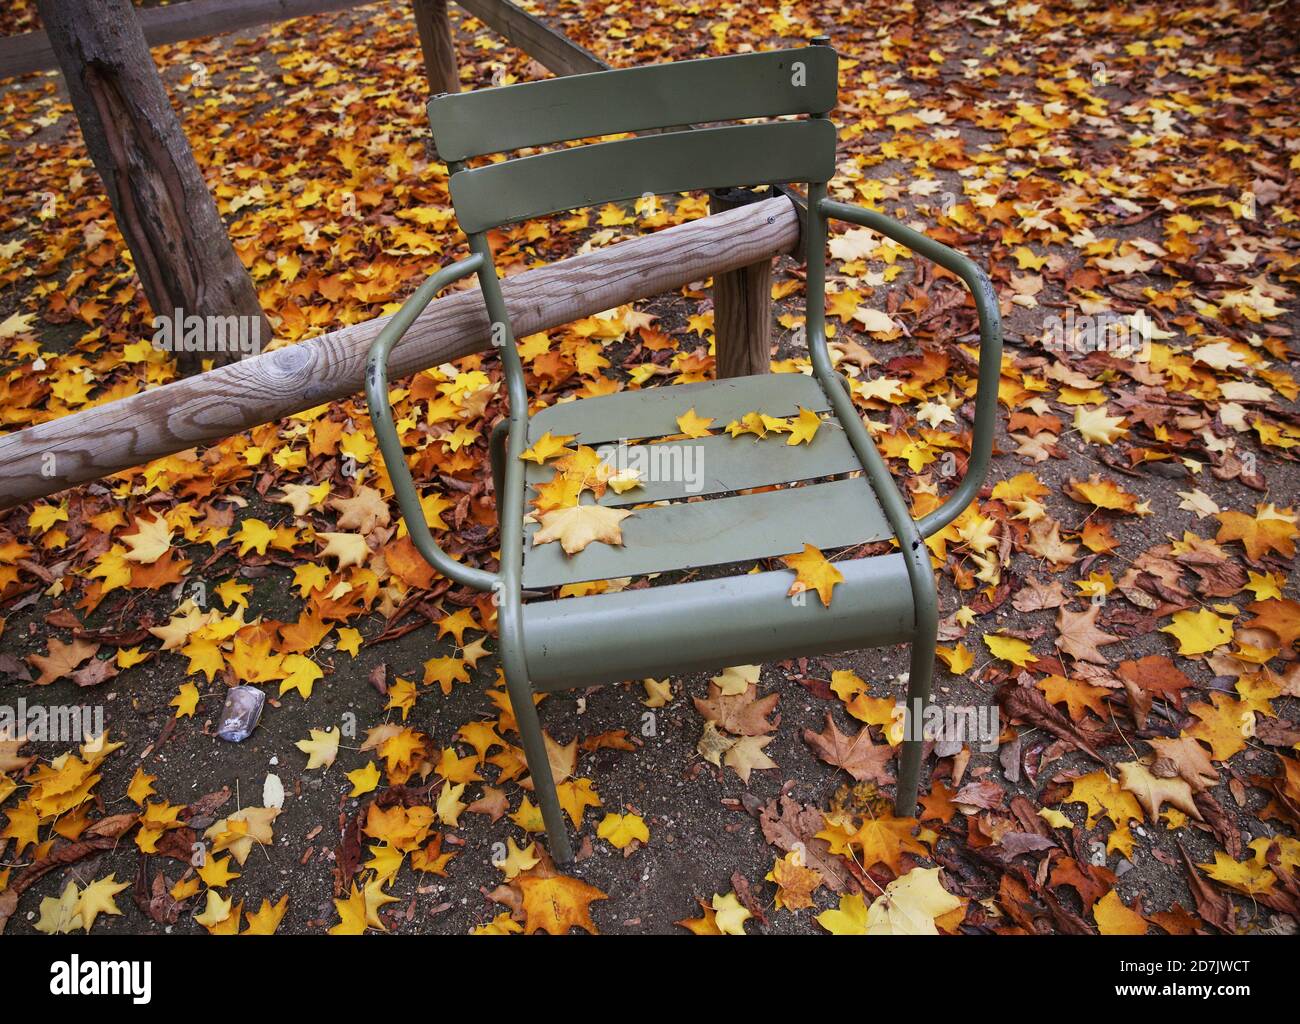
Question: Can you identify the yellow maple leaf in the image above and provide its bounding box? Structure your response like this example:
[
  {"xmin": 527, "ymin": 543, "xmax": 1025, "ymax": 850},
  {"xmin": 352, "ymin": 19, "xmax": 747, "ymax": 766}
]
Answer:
[
  {"xmin": 815, "ymin": 891, "xmax": 869, "ymax": 935},
  {"xmin": 197, "ymin": 853, "xmax": 241, "ymax": 889},
  {"xmin": 1094, "ymin": 889, "xmax": 1148, "ymax": 935},
  {"xmin": 1160, "ymin": 608, "xmax": 1234, "ymax": 656},
  {"xmin": 865, "ymin": 867, "xmax": 963, "ymax": 935},
  {"xmin": 781, "ymin": 543, "xmax": 844, "ymax": 606},
  {"xmin": 533, "ymin": 504, "xmax": 633, "ymax": 555},
  {"xmin": 329, "ymin": 882, "xmax": 368, "ymax": 935},
  {"xmin": 346, "ymin": 761, "xmax": 382, "ymax": 797},
  {"xmin": 121, "ymin": 515, "xmax": 172, "ymax": 564},
  {"xmin": 279, "ymin": 654, "xmax": 323, "ymax": 699},
  {"xmin": 1187, "ymin": 692, "xmax": 1250, "ymax": 761},
  {"xmin": 242, "ymin": 895, "xmax": 289, "ymax": 935},
  {"xmin": 709, "ymin": 891, "xmax": 751, "ymax": 935},
  {"xmin": 76, "ymin": 874, "xmax": 130, "ymax": 931},
  {"xmin": 170, "ymin": 682, "xmax": 200, "ymax": 719},
  {"xmin": 1073, "ymin": 405, "xmax": 1129, "ymax": 444},
  {"xmin": 936, "ymin": 643, "xmax": 974, "ymax": 675},
  {"xmin": 126, "ymin": 767, "xmax": 156, "ymax": 806},
  {"xmin": 233, "ymin": 518, "xmax": 277, "ymax": 556},
  {"xmin": 1199, "ymin": 851, "xmax": 1276, "ymax": 896},
  {"xmin": 785, "ymin": 406, "xmax": 823, "ymax": 445},
  {"xmin": 1215, "ymin": 504, "xmax": 1298, "ymax": 561},
  {"xmin": 675, "ymin": 407, "xmax": 714, "ymax": 438},
  {"xmin": 596, "ymin": 811, "xmax": 649, "ymax": 850},
  {"xmin": 519, "ymin": 431, "xmax": 577, "ymax": 464},
  {"xmin": 295, "ymin": 727, "xmax": 339, "ymax": 769},
  {"xmin": 317, "ymin": 532, "xmax": 370, "ymax": 571},
  {"xmin": 195, "ymin": 890, "xmax": 234, "ymax": 931},
  {"xmin": 983, "ymin": 633, "xmax": 1038, "ymax": 667},
  {"xmin": 517, "ymin": 874, "xmax": 608, "ymax": 935}
]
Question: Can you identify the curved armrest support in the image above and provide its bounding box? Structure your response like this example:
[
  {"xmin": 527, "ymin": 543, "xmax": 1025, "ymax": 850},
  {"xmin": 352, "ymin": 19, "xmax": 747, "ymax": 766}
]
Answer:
[
  {"xmin": 365, "ymin": 254, "xmax": 500, "ymax": 592},
  {"xmin": 819, "ymin": 198, "xmax": 1003, "ymax": 538}
]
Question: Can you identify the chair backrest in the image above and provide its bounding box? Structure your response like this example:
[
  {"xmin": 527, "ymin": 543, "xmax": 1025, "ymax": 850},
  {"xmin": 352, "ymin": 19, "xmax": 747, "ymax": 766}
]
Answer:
[{"xmin": 428, "ymin": 45, "xmax": 839, "ymax": 234}]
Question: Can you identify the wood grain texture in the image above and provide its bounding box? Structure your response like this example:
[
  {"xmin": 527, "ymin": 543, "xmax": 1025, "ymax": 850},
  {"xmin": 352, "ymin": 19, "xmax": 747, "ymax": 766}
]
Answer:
[
  {"xmin": 0, "ymin": 197, "xmax": 799, "ymax": 510},
  {"xmin": 412, "ymin": 0, "xmax": 459, "ymax": 96},
  {"xmin": 37, "ymin": 0, "xmax": 271, "ymax": 374},
  {"xmin": 710, "ymin": 189, "xmax": 774, "ymax": 378}
]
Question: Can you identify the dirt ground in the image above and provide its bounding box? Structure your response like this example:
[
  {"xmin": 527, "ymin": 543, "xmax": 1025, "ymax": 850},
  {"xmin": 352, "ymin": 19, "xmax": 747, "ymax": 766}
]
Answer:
[{"xmin": 1, "ymin": 0, "xmax": 1297, "ymax": 935}]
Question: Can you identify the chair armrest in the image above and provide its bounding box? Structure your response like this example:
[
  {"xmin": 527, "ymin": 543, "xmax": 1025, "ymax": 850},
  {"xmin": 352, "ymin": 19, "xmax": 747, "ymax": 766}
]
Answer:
[
  {"xmin": 819, "ymin": 198, "xmax": 1003, "ymax": 538},
  {"xmin": 365, "ymin": 254, "xmax": 500, "ymax": 592}
]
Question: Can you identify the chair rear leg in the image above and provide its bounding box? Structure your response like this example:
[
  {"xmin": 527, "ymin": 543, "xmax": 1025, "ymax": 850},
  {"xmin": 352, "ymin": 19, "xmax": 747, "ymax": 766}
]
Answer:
[
  {"xmin": 504, "ymin": 666, "xmax": 575, "ymax": 863},
  {"xmin": 489, "ymin": 418, "xmax": 509, "ymax": 515},
  {"xmin": 895, "ymin": 623, "xmax": 937, "ymax": 817}
]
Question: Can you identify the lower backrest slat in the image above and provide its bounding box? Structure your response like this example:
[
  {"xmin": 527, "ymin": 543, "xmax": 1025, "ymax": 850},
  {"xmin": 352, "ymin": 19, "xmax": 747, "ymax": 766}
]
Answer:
[{"xmin": 448, "ymin": 120, "xmax": 836, "ymax": 233}]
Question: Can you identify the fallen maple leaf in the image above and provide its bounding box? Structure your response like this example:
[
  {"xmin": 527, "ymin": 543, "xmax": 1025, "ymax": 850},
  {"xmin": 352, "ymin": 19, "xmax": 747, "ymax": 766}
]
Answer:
[
  {"xmin": 295, "ymin": 727, "xmax": 339, "ymax": 770},
  {"xmin": 1094, "ymin": 889, "xmax": 1148, "ymax": 935},
  {"xmin": 1055, "ymin": 604, "xmax": 1121, "ymax": 664},
  {"xmin": 28, "ymin": 638, "xmax": 99, "ymax": 686},
  {"xmin": 694, "ymin": 682, "xmax": 779, "ymax": 736},
  {"xmin": 532, "ymin": 504, "xmax": 632, "ymax": 555},
  {"xmin": 1116, "ymin": 760, "xmax": 1202, "ymax": 821},
  {"xmin": 863, "ymin": 867, "xmax": 962, "ymax": 935},
  {"xmin": 120, "ymin": 515, "xmax": 172, "ymax": 564},
  {"xmin": 517, "ymin": 874, "xmax": 606, "ymax": 934},
  {"xmin": 1161, "ymin": 608, "xmax": 1234, "ymax": 656},
  {"xmin": 1215, "ymin": 504, "xmax": 1297, "ymax": 562},
  {"xmin": 803, "ymin": 713, "xmax": 894, "ymax": 783}
]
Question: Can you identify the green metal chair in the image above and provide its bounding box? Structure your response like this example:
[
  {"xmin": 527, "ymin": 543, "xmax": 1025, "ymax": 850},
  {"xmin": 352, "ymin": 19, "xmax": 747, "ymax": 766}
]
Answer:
[{"xmin": 365, "ymin": 43, "xmax": 1003, "ymax": 863}]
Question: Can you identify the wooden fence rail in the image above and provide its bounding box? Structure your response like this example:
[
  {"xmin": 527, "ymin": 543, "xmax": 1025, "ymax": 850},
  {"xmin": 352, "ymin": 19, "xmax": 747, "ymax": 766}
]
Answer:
[{"xmin": 0, "ymin": 197, "xmax": 799, "ymax": 510}]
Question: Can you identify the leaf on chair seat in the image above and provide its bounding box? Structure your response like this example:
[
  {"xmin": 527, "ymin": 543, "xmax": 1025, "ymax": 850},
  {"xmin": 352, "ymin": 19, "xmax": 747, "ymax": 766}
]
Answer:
[
  {"xmin": 676, "ymin": 407, "xmax": 714, "ymax": 438},
  {"xmin": 532, "ymin": 505, "xmax": 633, "ymax": 555},
  {"xmin": 781, "ymin": 543, "xmax": 844, "ymax": 607},
  {"xmin": 519, "ymin": 431, "xmax": 577, "ymax": 464},
  {"xmin": 786, "ymin": 407, "xmax": 823, "ymax": 445}
]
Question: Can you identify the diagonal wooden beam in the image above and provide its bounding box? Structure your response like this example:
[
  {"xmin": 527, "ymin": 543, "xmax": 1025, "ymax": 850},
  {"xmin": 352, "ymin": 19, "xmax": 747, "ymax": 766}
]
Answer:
[{"xmin": 455, "ymin": 0, "xmax": 606, "ymax": 77}]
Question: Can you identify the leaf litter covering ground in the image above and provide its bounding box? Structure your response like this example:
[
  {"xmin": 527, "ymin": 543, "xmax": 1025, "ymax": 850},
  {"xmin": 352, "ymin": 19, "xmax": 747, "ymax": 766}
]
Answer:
[{"xmin": 0, "ymin": 0, "xmax": 1298, "ymax": 935}]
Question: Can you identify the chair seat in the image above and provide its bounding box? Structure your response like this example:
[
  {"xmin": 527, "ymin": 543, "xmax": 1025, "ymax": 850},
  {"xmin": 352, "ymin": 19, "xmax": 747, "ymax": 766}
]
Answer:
[{"xmin": 521, "ymin": 372, "xmax": 892, "ymax": 589}]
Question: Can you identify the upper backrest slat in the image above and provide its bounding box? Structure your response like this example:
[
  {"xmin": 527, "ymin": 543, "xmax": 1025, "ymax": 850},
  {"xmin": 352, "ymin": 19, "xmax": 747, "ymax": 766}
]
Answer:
[
  {"xmin": 448, "ymin": 120, "xmax": 836, "ymax": 234},
  {"xmin": 428, "ymin": 45, "xmax": 837, "ymax": 162}
]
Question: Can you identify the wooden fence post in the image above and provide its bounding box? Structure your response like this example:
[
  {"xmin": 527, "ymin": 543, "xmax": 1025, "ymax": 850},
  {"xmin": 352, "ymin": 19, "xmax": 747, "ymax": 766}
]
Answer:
[
  {"xmin": 36, "ymin": 0, "xmax": 270, "ymax": 375},
  {"xmin": 709, "ymin": 187, "xmax": 775, "ymax": 378},
  {"xmin": 412, "ymin": 0, "xmax": 459, "ymax": 95}
]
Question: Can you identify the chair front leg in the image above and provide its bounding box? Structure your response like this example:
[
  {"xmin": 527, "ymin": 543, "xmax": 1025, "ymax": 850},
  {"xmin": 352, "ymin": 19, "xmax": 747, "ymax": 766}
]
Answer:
[
  {"xmin": 502, "ymin": 656, "xmax": 574, "ymax": 863},
  {"xmin": 896, "ymin": 609, "xmax": 938, "ymax": 817}
]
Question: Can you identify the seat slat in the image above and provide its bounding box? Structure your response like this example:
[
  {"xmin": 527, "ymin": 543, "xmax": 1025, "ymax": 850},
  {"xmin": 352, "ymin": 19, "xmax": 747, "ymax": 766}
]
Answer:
[
  {"xmin": 428, "ymin": 46, "xmax": 837, "ymax": 162},
  {"xmin": 527, "ymin": 372, "xmax": 831, "ymax": 445},
  {"xmin": 522, "ymin": 476, "xmax": 891, "ymax": 588},
  {"xmin": 449, "ymin": 120, "xmax": 836, "ymax": 234},
  {"xmin": 522, "ymin": 555, "xmax": 916, "ymax": 690},
  {"xmin": 525, "ymin": 420, "xmax": 860, "ymax": 506}
]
